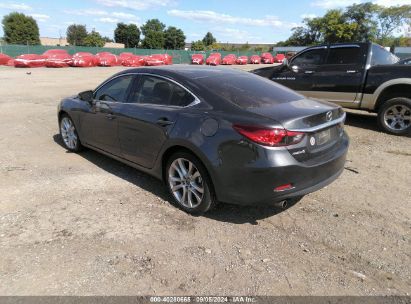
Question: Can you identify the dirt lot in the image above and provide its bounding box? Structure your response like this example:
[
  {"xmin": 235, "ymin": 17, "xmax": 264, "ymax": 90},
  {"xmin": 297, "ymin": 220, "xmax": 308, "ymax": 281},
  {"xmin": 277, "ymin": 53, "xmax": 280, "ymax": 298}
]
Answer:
[{"xmin": 0, "ymin": 64, "xmax": 410, "ymax": 296}]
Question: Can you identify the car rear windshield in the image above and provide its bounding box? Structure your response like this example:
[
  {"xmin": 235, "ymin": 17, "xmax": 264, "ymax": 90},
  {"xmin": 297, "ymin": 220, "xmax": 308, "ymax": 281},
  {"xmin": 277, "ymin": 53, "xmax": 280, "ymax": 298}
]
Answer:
[{"xmin": 201, "ymin": 72, "xmax": 303, "ymax": 109}]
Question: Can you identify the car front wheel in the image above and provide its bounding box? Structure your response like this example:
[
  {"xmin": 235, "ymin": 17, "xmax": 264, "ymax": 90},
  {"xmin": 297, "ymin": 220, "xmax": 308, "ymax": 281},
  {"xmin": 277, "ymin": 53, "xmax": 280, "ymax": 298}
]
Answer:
[
  {"xmin": 378, "ymin": 97, "xmax": 411, "ymax": 135},
  {"xmin": 59, "ymin": 114, "xmax": 82, "ymax": 152},
  {"xmin": 166, "ymin": 152, "xmax": 216, "ymax": 214}
]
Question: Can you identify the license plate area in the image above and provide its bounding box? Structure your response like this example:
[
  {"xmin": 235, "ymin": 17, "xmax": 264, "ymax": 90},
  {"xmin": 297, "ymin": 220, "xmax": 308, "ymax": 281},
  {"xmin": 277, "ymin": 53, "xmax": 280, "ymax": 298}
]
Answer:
[{"xmin": 316, "ymin": 128, "xmax": 331, "ymax": 146}]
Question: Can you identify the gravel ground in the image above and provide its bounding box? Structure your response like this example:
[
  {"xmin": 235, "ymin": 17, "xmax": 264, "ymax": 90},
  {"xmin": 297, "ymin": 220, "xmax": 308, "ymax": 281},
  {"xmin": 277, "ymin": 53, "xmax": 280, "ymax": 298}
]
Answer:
[{"xmin": 0, "ymin": 64, "xmax": 410, "ymax": 296}]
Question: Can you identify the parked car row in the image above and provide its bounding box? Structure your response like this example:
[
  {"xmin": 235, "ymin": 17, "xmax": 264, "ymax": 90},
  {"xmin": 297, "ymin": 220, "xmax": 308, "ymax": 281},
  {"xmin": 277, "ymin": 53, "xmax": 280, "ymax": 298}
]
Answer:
[
  {"xmin": 0, "ymin": 50, "xmax": 173, "ymax": 68},
  {"xmin": 191, "ymin": 52, "xmax": 286, "ymax": 65}
]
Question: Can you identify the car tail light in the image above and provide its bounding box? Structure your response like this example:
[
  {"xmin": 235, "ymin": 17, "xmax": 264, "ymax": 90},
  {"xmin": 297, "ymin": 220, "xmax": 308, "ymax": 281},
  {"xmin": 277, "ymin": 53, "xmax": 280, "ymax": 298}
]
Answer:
[
  {"xmin": 274, "ymin": 183, "xmax": 294, "ymax": 192},
  {"xmin": 233, "ymin": 124, "xmax": 305, "ymax": 147}
]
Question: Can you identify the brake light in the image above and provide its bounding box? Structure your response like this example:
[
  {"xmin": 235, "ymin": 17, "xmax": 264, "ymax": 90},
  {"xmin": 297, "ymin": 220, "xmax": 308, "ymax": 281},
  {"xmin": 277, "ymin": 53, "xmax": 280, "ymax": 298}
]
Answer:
[{"xmin": 233, "ymin": 124, "xmax": 305, "ymax": 147}]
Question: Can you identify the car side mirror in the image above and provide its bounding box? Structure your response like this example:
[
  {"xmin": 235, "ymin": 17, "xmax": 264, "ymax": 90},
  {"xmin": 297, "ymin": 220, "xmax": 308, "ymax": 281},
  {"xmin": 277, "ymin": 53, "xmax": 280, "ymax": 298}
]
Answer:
[{"xmin": 78, "ymin": 90, "xmax": 93, "ymax": 103}]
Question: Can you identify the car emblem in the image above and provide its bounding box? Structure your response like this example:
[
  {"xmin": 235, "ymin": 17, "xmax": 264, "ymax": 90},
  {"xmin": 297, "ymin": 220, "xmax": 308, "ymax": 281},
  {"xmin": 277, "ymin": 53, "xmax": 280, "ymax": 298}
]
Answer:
[
  {"xmin": 326, "ymin": 111, "xmax": 333, "ymax": 122},
  {"xmin": 310, "ymin": 136, "xmax": 316, "ymax": 146}
]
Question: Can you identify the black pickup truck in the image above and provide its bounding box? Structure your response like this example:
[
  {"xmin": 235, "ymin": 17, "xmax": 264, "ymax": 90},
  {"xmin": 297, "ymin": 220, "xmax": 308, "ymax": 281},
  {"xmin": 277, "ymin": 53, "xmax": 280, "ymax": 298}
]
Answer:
[{"xmin": 252, "ymin": 42, "xmax": 411, "ymax": 135}]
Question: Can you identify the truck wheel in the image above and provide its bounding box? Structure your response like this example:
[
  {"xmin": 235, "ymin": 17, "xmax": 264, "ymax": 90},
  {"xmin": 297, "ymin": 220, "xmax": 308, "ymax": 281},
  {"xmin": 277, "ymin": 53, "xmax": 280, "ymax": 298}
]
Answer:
[{"xmin": 377, "ymin": 98, "xmax": 411, "ymax": 135}]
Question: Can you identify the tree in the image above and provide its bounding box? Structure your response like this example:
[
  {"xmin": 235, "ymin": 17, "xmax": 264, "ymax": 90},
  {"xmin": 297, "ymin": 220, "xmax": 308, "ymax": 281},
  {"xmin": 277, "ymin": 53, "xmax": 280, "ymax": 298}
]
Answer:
[
  {"xmin": 66, "ymin": 24, "xmax": 88, "ymax": 46},
  {"xmin": 239, "ymin": 42, "xmax": 250, "ymax": 51},
  {"xmin": 141, "ymin": 19, "xmax": 166, "ymax": 49},
  {"xmin": 344, "ymin": 2, "xmax": 379, "ymax": 42},
  {"xmin": 114, "ymin": 23, "xmax": 140, "ymax": 48},
  {"xmin": 83, "ymin": 30, "xmax": 105, "ymax": 47},
  {"xmin": 207, "ymin": 42, "xmax": 221, "ymax": 50},
  {"xmin": 164, "ymin": 26, "xmax": 186, "ymax": 49},
  {"xmin": 2, "ymin": 12, "xmax": 40, "ymax": 45},
  {"xmin": 278, "ymin": 2, "xmax": 410, "ymax": 47},
  {"xmin": 191, "ymin": 40, "xmax": 205, "ymax": 51},
  {"xmin": 377, "ymin": 5, "xmax": 411, "ymax": 45},
  {"xmin": 319, "ymin": 10, "xmax": 357, "ymax": 43},
  {"xmin": 202, "ymin": 32, "xmax": 216, "ymax": 46}
]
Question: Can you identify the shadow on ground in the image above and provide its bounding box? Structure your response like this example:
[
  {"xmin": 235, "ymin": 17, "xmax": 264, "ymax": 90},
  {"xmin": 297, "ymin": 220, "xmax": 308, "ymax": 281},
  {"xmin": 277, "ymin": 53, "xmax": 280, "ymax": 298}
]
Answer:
[
  {"xmin": 53, "ymin": 134, "xmax": 287, "ymax": 224},
  {"xmin": 344, "ymin": 111, "xmax": 411, "ymax": 137},
  {"xmin": 344, "ymin": 111, "xmax": 379, "ymax": 132}
]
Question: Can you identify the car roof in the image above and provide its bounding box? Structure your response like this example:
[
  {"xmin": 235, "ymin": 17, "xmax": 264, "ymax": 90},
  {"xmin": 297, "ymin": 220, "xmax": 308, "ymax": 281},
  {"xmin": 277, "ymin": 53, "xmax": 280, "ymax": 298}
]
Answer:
[{"xmin": 117, "ymin": 65, "xmax": 246, "ymax": 79}]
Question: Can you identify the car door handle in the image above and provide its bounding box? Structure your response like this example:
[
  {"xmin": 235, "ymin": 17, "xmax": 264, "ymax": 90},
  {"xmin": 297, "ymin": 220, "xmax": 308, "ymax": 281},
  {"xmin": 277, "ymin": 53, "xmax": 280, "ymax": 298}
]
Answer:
[
  {"xmin": 105, "ymin": 113, "xmax": 115, "ymax": 120},
  {"xmin": 305, "ymin": 70, "xmax": 314, "ymax": 74},
  {"xmin": 156, "ymin": 118, "xmax": 174, "ymax": 126},
  {"xmin": 346, "ymin": 70, "xmax": 357, "ymax": 73}
]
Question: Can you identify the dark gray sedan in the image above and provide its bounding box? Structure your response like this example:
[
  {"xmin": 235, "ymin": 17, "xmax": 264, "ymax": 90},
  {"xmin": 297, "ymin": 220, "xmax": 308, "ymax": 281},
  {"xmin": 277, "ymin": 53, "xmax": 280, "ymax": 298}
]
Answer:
[{"xmin": 57, "ymin": 66, "xmax": 349, "ymax": 214}]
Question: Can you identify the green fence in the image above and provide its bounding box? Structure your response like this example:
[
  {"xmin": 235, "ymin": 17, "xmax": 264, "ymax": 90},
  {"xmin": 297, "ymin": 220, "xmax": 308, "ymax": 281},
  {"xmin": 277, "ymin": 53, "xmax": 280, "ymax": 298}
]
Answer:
[{"xmin": 0, "ymin": 44, "xmax": 283, "ymax": 64}]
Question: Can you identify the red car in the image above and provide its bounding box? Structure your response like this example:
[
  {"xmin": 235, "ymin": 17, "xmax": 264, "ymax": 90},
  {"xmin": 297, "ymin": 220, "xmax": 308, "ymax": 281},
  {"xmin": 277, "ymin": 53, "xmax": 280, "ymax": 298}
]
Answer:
[
  {"xmin": 236, "ymin": 56, "xmax": 248, "ymax": 65},
  {"xmin": 145, "ymin": 54, "xmax": 173, "ymax": 66},
  {"xmin": 44, "ymin": 49, "xmax": 72, "ymax": 68},
  {"xmin": 70, "ymin": 52, "xmax": 96, "ymax": 67},
  {"xmin": 0, "ymin": 53, "xmax": 12, "ymax": 65},
  {"xmin": 222, "ymin": 54, "xmax": 237, "ymax": 65},
  {"xmin": 261, "ymin": 52, "xmax": 274, "ymax": 64},
  {"xmin": 274, "ymin": 53, "xmax": 286, "ymax": 63},
  {"xmin": 122, "ymin": 55, "xmax": 146, "ymax": 67},
  {"xmin": 95, "ymin": 52, "xmax": 122, "ymax": 67},
  {"xmin": 206, "ymin": 53, "xmax": 221, "ymax": 66},
  {"xmin": 14, "ymin": 54, "xmax": 47, "ymax": 68},
  {"xmin": 250, "ymin": 55, "xmax": 261, "ymax": 64},
  {"xmin": 191, "ymin": 54, "xmax": 204, "ymax": 65},
  {"xmin": 119, "ymin": 52, "xmax": 134, "ymax": 63}
]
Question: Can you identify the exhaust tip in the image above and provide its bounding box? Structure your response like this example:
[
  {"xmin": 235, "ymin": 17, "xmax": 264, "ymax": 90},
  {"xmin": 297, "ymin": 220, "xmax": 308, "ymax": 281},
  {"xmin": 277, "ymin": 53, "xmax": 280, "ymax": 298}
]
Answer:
[{"xmin": 273, "ymin": 200, "xmax": 288, "ymax": 209}]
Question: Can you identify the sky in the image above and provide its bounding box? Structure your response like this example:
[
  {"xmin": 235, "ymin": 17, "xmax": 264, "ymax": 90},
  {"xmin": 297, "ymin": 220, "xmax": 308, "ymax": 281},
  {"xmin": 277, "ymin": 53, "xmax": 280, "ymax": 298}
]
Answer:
[{"xmin": 0, "ymin": 0, "xmax": 409, "ymax": 44}]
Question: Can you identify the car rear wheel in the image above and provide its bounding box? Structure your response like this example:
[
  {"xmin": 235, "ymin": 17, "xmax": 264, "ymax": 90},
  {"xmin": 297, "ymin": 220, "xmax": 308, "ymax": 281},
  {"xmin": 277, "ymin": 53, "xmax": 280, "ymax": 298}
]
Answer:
[
  {"xmin": 166, "ymin": 152, "xmax": 216, "ymax": 214},
  {"xmin": 59, "ymin": 114, "xmax": 82, "ymax": 152},
  {"xmin": 378, "ymin": 98, "xmax": 411, "ymax": 135}
]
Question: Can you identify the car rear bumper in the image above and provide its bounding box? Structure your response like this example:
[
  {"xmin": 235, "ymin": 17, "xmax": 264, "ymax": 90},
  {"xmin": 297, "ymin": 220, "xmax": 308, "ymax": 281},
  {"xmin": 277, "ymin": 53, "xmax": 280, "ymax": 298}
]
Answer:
[{"xmin": 214, "ymin": 133, "xmax": 349, "ymax": 206}]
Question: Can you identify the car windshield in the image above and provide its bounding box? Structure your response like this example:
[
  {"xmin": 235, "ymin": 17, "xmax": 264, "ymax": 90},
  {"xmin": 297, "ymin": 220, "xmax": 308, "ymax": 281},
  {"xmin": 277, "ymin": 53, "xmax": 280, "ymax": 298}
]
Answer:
[{"xmin": 201, "ymin": 72, "xmax": 303, "ymax": 109}]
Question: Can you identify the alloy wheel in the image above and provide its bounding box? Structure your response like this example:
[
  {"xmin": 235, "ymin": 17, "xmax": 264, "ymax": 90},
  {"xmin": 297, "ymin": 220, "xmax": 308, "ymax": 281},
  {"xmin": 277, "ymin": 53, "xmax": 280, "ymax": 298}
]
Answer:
[
  {"xmin": 60, "ymin": 117, "xmax": 78, "ymax": 150},
  {"xmin": 168, "ymin": 158, "xmax": 204, "ymax": 208},
  {"xmin": 383, "ymin": 104, "xmax": 411, "ymax": 131}
]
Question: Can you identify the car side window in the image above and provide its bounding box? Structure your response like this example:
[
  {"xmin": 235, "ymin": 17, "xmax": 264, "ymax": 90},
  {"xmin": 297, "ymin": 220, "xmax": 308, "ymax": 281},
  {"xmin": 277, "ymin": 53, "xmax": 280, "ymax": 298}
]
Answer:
[
  {"xmin": 291, "ymin": 48, "xmax": 327, "ymax": 67},
  {"xmin": 94, "ymin": 75, "xmax": 134, "ymax": 102},
  {"xmin": 326, "ymin": 47, "xmax": 362, "ymax": 65},
  {"xmin": 130, "ymin": 75, "xmax": 195, "ymax": 107},
  {"xmin": 371, "ymin": 44, "xmax": 399, "ymax": 66}
]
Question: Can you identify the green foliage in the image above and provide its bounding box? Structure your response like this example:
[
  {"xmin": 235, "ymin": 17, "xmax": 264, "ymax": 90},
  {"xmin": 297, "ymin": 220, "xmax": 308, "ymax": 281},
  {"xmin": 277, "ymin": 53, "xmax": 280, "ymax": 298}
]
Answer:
[
  {"xmin": 207, "ymin": 42, "xmax": 221, "ymax": 50},
  {"xmin": 377, "ymin": 5, "xmax": 411, "ymax": 45},
  {"xmin": 141, "ymin": 19, "xmax": 166, "ymax": 49},
  {"xmin": 320, "ymin": 10, "xmax": 357, "ymax": 43},
  {"xmin": 278, "ymin": 2, "xmax": 411, "ymax": 47},
  {"xmin": 66, "ymin": 24, "xmax": 88, "ymax": 46},
  {"xmin": 253, "ymin": 45, "xmax": 270, "ymax": 52},
  {"xmin": 191, "ymin": 40, "xmax": 205, "ymax": 51},
  {"xmin": 344, "ymin": 2, "xmax": 379, "ymax": 41},
  {"xmin": 164, "ymin": 26, "xmax": 186, "ymax": 49},
  {"xmin": 141, "ymin": 19, "xmax": 166, "ymax": 35},
  {"xmin": 2, "ymin": 12, "xmax": 40, "ymax": 45},
  {"xmin": 221, "ymin": 44, "xmax": 236, "ymax": 51},
  {"xmin": 83, "ymin": 30, "xmax": 105, "ymax": 47},
  {"xmin": 114, "ymin": 23, "xmax": 140, "ymax": 48},
  {"xmin": 239, "ymin": 42, "xmax": 250, "ymax": 51},
  {"xmin": 202, "ymin": 32, "xmax": 216, "ymax": 46}
]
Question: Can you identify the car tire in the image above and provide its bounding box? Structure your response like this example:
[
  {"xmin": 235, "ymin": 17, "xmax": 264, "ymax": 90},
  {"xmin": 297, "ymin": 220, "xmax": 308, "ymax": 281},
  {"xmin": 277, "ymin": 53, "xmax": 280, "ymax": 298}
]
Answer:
[
  {"xmin": 377, "ymin": 97, "xmax": 411, "ymax": 135},
  {"xmin": 59, "ymin": 114, "xmax": 83, "ymax": 152},
  {"xmin": 165, "ymin": 151, "xmax": 216, "ymax": 215}
]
